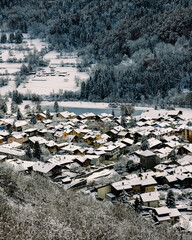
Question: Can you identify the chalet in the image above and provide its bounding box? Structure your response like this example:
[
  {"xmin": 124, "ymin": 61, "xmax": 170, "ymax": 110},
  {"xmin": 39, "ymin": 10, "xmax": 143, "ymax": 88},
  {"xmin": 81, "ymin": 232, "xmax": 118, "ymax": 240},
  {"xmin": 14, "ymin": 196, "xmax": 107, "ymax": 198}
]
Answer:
[
  {"xmin": 106, "ymin": 129, "xmax": 119, "ymax": 141},
  {"xmin": 6, "ymin": 159, "xmax": 35, "ymax": 172},
  {"xmin": 0, "ymin": 146, "xmax": 25, "ymax": 159},
  {"xmin": 140, "ymin": 191, "xmax": 159, "ymax": 208},
  {"xmin": 33, "ymin": 161, "xmax": 61, "ymax": 177},
  {"xmin": 36, "ymin": 113, "xmax": 46, "ymax": 121},
  {"xmin": 139, "ymin": 150, "xmax": 160, "ymax": 170},
  {"xmin": 152, "ymin": 207, "xmax": 180, "ymax": 224},
  {"xmin": 58, "ymin": 111, "xmax": 76, "ymax": 119},
  {"xmin": 28, "ymin": 136, "xmax": 47, "ymax": 147},
  {"xmin": 140, "ymin": 176, "xmax": 157, "ymax": 193},
  {"xmin": 176, "ymin": 173, "xmax": 192, "ymax": 187},
  {"xmin": 178, "ymin": 144, "xmax": 192, "ymax": 155},
  {"xmin": 15, "ymin": 120, "xmax": 28, "ymax": 132},
  {"xmin": 0, "ymin": 130, "xmax": 10, "ymax": 141},
  {"xmin": 97, "ymin": 184, "xmax": 112, "ymax": 199},
  {"xmin": 46, "ymin": 140, "xmax": 57, "ymax": 153},
  {"xmin": 0, "ymin": 136, "xmax": 3, "ymax": 144},
  {"xmin": 54, "ymin": 130, "xmax": 68, "ymax": 141},
  {"xmin": 111, "ymin": 180, "xmax": 132, "ymax": 196},
  {"xmin": 73, "ymin": 156, "xmax": 91, "ymax": 167},
  {"xmin": 8, "ymin": 133, "xmax": 28, "ymax": 145},
  {"xmin": 163, "ymin": 175, "xmax": 178, "ymax": 186},
  {"xmin": 24, "ymin": 128, "xmax": 38, "ymax": 137},
  {"xmin": 83, "ymin": 134, "xmax": 95, "ymax": 145},
  {"xmin": 98, "ymin": 144, "xmax": 120, "ymax": 160},
  {"xmin": 182, "ymin": 127, "xmax": 192, "ymax": 143}
]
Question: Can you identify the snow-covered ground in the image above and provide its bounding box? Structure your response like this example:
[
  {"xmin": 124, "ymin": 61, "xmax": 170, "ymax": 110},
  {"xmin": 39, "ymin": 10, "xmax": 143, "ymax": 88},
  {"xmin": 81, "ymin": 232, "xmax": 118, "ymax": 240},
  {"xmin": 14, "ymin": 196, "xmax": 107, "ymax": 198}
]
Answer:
[{"xmin": 0, "ymin": 34, "xmax": 89, "ymax": 95}]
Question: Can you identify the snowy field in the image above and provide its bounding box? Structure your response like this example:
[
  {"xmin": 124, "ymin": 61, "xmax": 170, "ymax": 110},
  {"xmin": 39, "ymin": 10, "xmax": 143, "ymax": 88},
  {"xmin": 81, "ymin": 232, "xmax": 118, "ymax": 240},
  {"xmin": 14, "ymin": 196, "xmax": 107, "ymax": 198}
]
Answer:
[{"xmin": 0, "ymin": 34, "xmax": 89, "ymax": 95}]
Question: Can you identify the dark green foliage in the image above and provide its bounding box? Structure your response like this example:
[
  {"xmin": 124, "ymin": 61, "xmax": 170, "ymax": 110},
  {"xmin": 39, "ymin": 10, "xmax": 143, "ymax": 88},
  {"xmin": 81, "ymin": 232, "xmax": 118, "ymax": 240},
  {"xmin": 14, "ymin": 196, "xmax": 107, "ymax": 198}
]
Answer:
[
  {"xmin": 16, "ymin": 108, "xmax": 23, "ymax": 120},
  {"xmin": 12, "ymin": 90, "xmax": 23, "ymax": 104},
  {"xmin": 30, "ymin": 113, "xmax": 37, "ymax": 125},
  {"xmin": 166, "ymin": 190, "xmax": 176, "ymax": 208},
  {"xmin": 25, "ymin": 145, "xmax": 32, "ymax": 158},
  {"xmin": 112, "ymin": 108, "xmax": 115, "ymax": 118},
  {"xmin": 20, "ymin": 64, "xmax": 29, "ymax": 75},
  {"xmin": 141, "ymin": 135, "xmax": 149, "ymax": 151},
  {"xmin": 0, "ymin": 99, "xmax": 7, "ymax": 113},
  {"xmin": 11, "ymin": 101, "xmax": 17, "ymax": 114},
  {"xmin": 46, "ymin": 109, "xmax": 51, "ymax": 119},
  {"xmin": 14, "ymin": 30, "xmax": 23, "ymax": 44},
  {"xmin": 8, "ymin": 33, "xmax": 15, "ymax": 43},
  {"xmin": 2, "ymin": 1, "xmax": 192, "ymax": 101},
  {"xmin": 134, "ymin": 197, "xmax": 142, "ymax": 213},
  {"xmin": 33, "ymin": 141, "xmax": 42, "ymax": 160},
  {"xmin": 53, "ymin": 100, "xmax": 59, "ymax": 113},
  {"xmin": 1, "ymin": 33, "xmax": 7, "ymax": 43}
]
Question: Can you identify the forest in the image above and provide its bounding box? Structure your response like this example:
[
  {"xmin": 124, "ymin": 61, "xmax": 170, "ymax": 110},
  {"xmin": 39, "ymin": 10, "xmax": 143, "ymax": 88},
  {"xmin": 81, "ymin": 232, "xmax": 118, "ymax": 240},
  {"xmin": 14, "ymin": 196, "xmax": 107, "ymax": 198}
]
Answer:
[{"xmin": 1, "ymin": 0, "xmax": 192, "ymax": 103}]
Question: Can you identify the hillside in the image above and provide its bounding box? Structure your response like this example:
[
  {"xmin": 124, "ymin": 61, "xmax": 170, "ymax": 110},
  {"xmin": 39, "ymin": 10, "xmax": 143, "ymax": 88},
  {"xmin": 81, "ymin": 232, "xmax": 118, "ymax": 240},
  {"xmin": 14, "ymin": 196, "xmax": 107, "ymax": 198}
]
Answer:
[
  {"xmin": 1, "ymin": 1, "xmax": 192, "ymax": 102},
  {"xmin": 0, "ymin": 163, "xmax": 190, "ymax": 240}
]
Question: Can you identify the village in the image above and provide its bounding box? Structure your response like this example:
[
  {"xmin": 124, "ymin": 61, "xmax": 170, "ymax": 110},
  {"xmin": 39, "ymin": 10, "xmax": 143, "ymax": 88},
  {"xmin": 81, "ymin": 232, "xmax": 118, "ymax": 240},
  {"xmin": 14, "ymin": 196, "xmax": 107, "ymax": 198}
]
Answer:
[{"xmin": 0, "ymin": 103, "xmax": 191, "ymax": 232}]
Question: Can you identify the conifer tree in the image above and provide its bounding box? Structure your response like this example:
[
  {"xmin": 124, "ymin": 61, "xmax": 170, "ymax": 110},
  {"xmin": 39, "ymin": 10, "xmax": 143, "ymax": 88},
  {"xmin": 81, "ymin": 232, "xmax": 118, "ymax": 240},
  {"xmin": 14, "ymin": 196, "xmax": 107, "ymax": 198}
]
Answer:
[
  {"xmin": 33, "ymin": 141, "xmax": 42, "ymax": 160},
  {"xmin": 46, "ymin": 109, "xmax": 51, "ymax": 119},
  {"xmin": 141, "ymin": 135, "xmax": 149, "ymax": 151},
  {"xmin": 30, "ymin": 113, "xmax": 37, "ymax": 125},
  {"xmin": 54, "ymin": 100, "xmax": 59, "ymax": 113},
  {"xmin": 134, "ymin": 197, "xmax": 142, "ymax": 212},
  {"xmin": 16, "ymin": 108, "xmax": 23, "ymax": 120},
  {"xmin": 25, "ymin": 145, "xmax": 32, "ymax": 158},
  {"xmin": 166, "ymin": 190, "xmax": 176, "ymax": 208}
]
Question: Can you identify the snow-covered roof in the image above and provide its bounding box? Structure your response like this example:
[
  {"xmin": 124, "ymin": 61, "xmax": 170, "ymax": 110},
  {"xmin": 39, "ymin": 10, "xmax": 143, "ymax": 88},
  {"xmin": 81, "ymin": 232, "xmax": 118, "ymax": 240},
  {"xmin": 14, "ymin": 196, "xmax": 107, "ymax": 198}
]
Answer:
[
  {"xmin": 140, "ymin": 191, "xmax": 159, "ymax": 202},
  {"xmin": 155, "ymin": 207, "xmax": 170, "ymax": 216},
  {"xmin": 112, "ymin": 180, "xmax": 132, "ymax": 191},
  {"xmin": 33, "ymin": 161, "xmax": 56, "ymax": 173}
]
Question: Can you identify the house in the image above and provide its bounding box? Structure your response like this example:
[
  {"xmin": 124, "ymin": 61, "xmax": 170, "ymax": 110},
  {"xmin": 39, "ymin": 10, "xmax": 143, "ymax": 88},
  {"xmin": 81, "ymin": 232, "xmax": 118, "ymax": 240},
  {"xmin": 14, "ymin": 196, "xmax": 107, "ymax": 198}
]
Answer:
[
  {"xmin": 139, "ymin": 150, "xmax": 160, "ymax": 170},
  {"xmin": 140, "ymin": 176, "xmax": 157, "ymax": 193},
  {"xmin": 15, "ymin": 120, "xmax": 28, "ymax": 132},
  {"xmin": 29, "ymin": 136, "xmax": 48, "ymax": 147},
  {"xmin": 182, "ymin": 127, "xmax": 192, "ymax": 143},
  {"xmin": 152, "ymin": 207, "xmax": 181, "ymax": 224},
  {"xmin": 36, "ymin": 113, "xmax": 46, "ymax": 121},
  {"xmin": 58, "ymin": 111, "xmax": 76, "ymax": 119},
  {"xmin": 46, "ymin": 140, "xmax": 57, "ymax": 153},
  {"xmin": 111, "ymin": 180, "xmax": 132, "ymax": 196},
  {"xmin": 0, "ymin": 146, "xmax": 25, "ymax": 159},
  {"xmin": 6, "ymin": 159, "xmax": 35, "ymax": 172},
  {"xmin": 140, "ymin": 191, "xmax": 159, "ymax": 208},
  {"xmin": 33, "ymin": 161, "xmax": 61, "ymax": 177},
  {"xmin": 24, "ymin": 128, "xmax": 38, "ymax": 137},
  {"xmin": 8, "ymin": 133, "xmax": 28, "ymax": 145},
  {"xmin": 97, "ymin": 184, "xmax": 112, "ymax": 199}
]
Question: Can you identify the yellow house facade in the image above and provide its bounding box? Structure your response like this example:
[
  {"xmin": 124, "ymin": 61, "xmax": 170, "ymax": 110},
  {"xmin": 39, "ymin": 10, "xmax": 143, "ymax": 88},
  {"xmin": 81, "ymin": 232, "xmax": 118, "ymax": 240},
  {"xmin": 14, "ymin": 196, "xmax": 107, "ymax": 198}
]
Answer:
[{"xmin": 97, "ymin": 185, "xmax": 112, "ymax": 199}]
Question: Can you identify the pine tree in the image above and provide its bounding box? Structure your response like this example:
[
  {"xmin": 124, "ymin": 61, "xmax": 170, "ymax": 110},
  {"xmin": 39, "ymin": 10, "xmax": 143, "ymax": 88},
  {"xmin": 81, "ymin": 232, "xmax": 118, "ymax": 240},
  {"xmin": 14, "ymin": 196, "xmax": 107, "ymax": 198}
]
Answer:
[
  {"xmin": 36, "ymin": 103, "xmax": 42, "ymax": 113},
  {"xmin": 25, "ymin": 145, "xmax": 32, "ymax": 158},
  {"xmin": 11, "ymin": 101, "xmax": 17, "ymax": 113},
  {"xmin": 9, "ymin": 33, "xmax": 15, "ymax": 43},
  {"xmin": 166, "ymin": 190, "xmax": 176, "ymax": 208},
  {"xmin": 16, "ymin": 108, "xmax": 23, "ymax": 120},
  {"xmin": 54, "ymin": 100, "xmax": 59, "ymax": 113},
  {"xmin": 112, "ymin": 108, "xmax": 115, "ymax": 118},
  {"xmin": 30, "ymin": 113, "xmax": 37, "ymax": 125},
  {"xmin": 33, "ymin": 141, "xmax": 42, "ymax": 160},
  {"xmin": 134, "ymin": 197, "xmax": 142, "ymax": 212},
  {"xmin": 1, "ymin": 33, "xmax": 7, "ymax": 43},
  {"xmin": 141, "ymin": 135, "xmax": 149, "ymax": 151},
  {"xmin": 46, "ymin": 109, "xmax": 51, "ymax": 119},
  {"xmin": 15, "ymin": 30, "xmax": 23, "ymax": 44}
]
